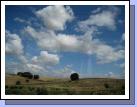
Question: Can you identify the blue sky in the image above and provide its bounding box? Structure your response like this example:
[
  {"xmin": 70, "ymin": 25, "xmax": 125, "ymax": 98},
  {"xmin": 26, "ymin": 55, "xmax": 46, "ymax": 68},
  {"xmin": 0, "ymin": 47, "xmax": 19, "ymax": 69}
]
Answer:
[{"xmin": 5, "ymin": 5, "xmax": 125, "ymax": 78}]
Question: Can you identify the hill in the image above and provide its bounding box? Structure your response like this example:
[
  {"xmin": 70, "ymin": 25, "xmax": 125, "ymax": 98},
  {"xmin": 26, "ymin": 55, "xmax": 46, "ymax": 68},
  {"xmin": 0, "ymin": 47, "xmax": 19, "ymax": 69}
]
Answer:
[{"xmin": 5, "ymin": 74, "xmax": 125, "ymax": 95}]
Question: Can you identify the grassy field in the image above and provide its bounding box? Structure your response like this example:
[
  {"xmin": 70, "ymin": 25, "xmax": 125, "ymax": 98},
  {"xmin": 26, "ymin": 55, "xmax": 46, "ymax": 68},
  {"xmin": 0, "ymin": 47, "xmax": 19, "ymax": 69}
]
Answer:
[{"xmin": 5, "ymin": 74, "xmax": 125, "ymax": 95}]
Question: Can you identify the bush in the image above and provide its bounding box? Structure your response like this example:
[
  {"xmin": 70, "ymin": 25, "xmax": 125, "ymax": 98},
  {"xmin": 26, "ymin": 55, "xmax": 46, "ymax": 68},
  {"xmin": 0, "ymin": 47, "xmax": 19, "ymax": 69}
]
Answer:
[
  {"xmin": 5, "ymin": 85, "xmax": 9, "ymax": 89},
  {"xmin": 21, "ymin": 72, "xmax": 33, "ymax": 79},
  {"xmin": 26, "ymin": 79, "xmax": 29, "ymax": 83},
  {"xmin": 104, "ymin": 83, "xmax": 109, "ymax": 88},
  {"xmin": 70, "ymin": 73, "xmax": 79, "ymax": 81},
  {"xmin": 90, "ymin": 91, "xmax": 94, "ymax": 95},
  {"xmin": 36, "ymin": 87, "xmax": 48, "ymax": 95},
  {"xmin": 28, "ymin": 87, "xmax": 35, "ymax": 91},
  {"xmin": 120, "ymin": 90, "xmax": 125, "ymax": 95},
  {"xmin": 16, "ymin": 81, "xmax": 21, "ymax": 85},
  {"xmin": 5, "ymin": 88, "xmax": 20, "ymax": 95},
  {"xmin": 121, "ymin": 85, "xmax": 125, "ymax": 90},
  {"xmin": 10, "ymin": 86, "xmax": 16, "ymax": 89},
  {"xmin": 17, "ymin": 72, "xmax": 23, "ymax": 76},
  {"xmin": 18, "ymin": 86, "xmax": 23, "ymax": 89},
  {"xmin": 28, "ymin": 75, "xmax": 33, "ymax": 79},
  {"xmin": 63, "ymin": 89, "xmax": 75, "ymax": 95},
  {"xmin": 34, "ymin": 75, "xmax": 39, "ymax": 79}
]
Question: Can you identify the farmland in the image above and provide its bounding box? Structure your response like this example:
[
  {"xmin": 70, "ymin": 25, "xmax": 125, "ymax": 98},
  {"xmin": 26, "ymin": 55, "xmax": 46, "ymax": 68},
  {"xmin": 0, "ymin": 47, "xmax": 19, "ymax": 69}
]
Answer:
[{"xmin": 5, "ymin": 74, "xmax": 125, "ymax": 95}]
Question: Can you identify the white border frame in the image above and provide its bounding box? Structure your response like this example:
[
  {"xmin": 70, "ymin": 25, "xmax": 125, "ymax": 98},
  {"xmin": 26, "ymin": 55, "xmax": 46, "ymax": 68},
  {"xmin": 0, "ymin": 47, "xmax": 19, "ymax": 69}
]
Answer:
[{"xmin": 1, "ymin": 1, "xmax": 129, "ymax": 100}]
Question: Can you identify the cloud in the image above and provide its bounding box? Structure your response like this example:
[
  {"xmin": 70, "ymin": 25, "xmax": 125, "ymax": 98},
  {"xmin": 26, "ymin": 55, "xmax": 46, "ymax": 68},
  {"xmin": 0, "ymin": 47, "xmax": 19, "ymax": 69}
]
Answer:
[
  {"xmin": 32, "ymin": 51, "xmax": 60, "ymax": 65},
  {"xmin": 5, "ymin": 6, "xmax": 125, "ymax": 78},
  {"xmin": 6, "ymin": 61, "xmax": 45, "ymax": 74},
  {"xmin": 66, "ymin": 64, "xmax": 73, "ymax": 68},
  {"xmin": 91, "ymin": 7, "xmax": 101, "ymax": 14},
  {"xmin": 14, "ymin": 17, "xmax": 26, "ymax": 23},
  {"xmin": 25, "ymin": 26, "xmax": 80, "ymax": 52},
  {"xmin": 5, "ymin": 30, "xmax": 59, "ymax": 74},
  {"xmin": 18, "ymin": 55, "xmax": 28, "ymax": 64},
  {"xmin": 79, "ymin": 10, "xmax": 116, "ymax": 30},
  {"xmin": 52, "ymin": 65, "xmax": 76, "ymax": 78},
  {"xmin": 23, "ymin": 6, "xmax": 124, "ymax": 64},
  {"xmin": 6, "ymin": 30, "xmax": 24, "ymax": 55},
  {"xmin": 106, "ymin": 72, "xmax": 115, "ymax": 78},
  {"xmin": 35, "ymin": 5, "xmax": 74, "ymax": 31},
  {"xmin": 56, "ymin": 34, "xmax": 81, "ymax": 52},
  {"xmin": 104, "ymin": 71, "xmax": 124, "ymax": 79},
  {"xmin": 120, "ymin": 63, "xmax": 125, "ymax": 68},
  {"xmin": 25, "ymin": 26, "xmax": 124, "ymax": 64},
  {"xmin": 5, "ymin": 30, "xmax": 40, "ymax": 73},
  {"xmin": 122, "ymin": 33, "xmax": 125, "ymax": 41},
  {"xmin": 94, "ymin": 43, "xmax": 125, "ymax": 64},
  {"xmin": 14, "ymin": 17, "xmax": 31, "ymax": 25},
  {"xmin": 66, "ymin": 6, "xmax": 74, "ymax": 16},
  {"xmin": 26, "ymin": 63, "xmax": 45, "ymax": 73},
  {"xmin": 25, "ymin": 26, "xmax": 96, "ymax": 54},
  {"xmin": 105, "ymin": 72, "xmax": 116, "ymax": 78}
]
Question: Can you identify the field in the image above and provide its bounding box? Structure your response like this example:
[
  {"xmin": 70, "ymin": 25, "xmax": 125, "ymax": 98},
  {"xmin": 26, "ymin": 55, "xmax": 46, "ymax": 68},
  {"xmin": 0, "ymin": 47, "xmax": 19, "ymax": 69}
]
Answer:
[{"xmin": 5, "ymin": 74, "xmax": 125, "ymax": 95}]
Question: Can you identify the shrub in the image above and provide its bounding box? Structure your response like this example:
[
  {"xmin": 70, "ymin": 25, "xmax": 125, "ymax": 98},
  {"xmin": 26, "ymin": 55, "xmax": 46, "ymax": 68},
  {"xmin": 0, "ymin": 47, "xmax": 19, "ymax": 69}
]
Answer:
[
  {"xmin": 36, "ymin": 87, "xmax": 41, "ymax": 95},
  {"xmin": 36, "ymin": 87, "xmax": 48, "ymax": 95},
  {"xmin": 28, "ymin": 87, "xmax": 35, "ymax": 91},
  {"xmin": 15, "ymin": 86, "xmax": 19, "ymax": 89},
  {"xmin": 10, "ymin": 86, "xmax": 16, "ymax": 89},
  {"xmin": 28, "ymin": 75, "xmax": 33, "ymax": 79},
  {"xmin": 90, "ymin": 91, "xmax": 94, "ymax": 95},
  {"xmin": 70, "ymin": 73, "xmax": 79, "ymax": 81},
  {"xmin": 18, "ymin": 86, "xmax": 23, "ymax": 89},
  {"xmin": 26, "ymin": 79, "xmax": 29, "ymax": 83},
  {"xmin": 104, "ymin": 83, "xmax": 109, "ymax": 88},
  {"xmin": 21, "ymin": 72, "xmax": 33, "ymax": 79},
  {"xmin": 11, "ymin": 89, "xmax": 20, "ymax": 94},
  {"xmin": 34, "ymin": 75, "xmax": 39, "ymax": 79},
  {"xmin": 6, "ymin": 88, "xmax": 20, "ymax": 95},
  {"xmin": 63, "ymin": 89, "xmax": 75, "ymax": 95},
  {"xmin": 120, "ymin": 90, "xmax": 125, "ymax": 95},
  {"xmin": 5, "ymin": 85, "xmax": 9, "ymax": 89},
  {"xmin": 17, "ymin": 72, "xmax": 23, "ymax": 76},
  {"xmin": 16, "ymin": 81, "xmax": 21, "ymax": 85},
  {"xmin": 122, "ymin": 85, "xmax": 125, "ymax": 90}
]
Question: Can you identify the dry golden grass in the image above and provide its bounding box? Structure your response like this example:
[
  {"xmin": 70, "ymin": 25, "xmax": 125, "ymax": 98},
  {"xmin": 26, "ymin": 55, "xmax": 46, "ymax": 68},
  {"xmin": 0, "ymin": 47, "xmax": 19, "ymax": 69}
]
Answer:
[{"xmin": 5, "ymin": 74, "xmax": 125, "ymax": 95}]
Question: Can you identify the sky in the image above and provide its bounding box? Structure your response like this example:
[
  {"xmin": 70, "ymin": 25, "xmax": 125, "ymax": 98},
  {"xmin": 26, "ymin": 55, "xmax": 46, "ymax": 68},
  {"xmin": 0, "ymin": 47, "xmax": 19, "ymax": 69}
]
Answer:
[{"xmin": 5, "ymin": 5, "xmax": 125, "ymax": 79}]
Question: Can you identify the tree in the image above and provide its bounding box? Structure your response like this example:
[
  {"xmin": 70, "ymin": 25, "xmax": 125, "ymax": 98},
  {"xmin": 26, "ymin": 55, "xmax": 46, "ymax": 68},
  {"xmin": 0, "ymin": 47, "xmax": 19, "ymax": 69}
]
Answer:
[
  {"xmin": 16, "ymin": 81, "xmax": 21, "ymax": 85},
  {"xmin": 21, "ymin": 72, "xmax": 33, "ymax": 79},
  {"xmin": 17, "ymin": 72, "xmax": 22, "ymax": 76},
  {"xmin": 70, "ymin": 73, "xmax": 79, "ymax": 81},
  {"xmin": 26, "ymin": 79, "xmax": 29, "ymax": 83},
  {"xmin": 28, "ymin": 74, "xmax": 33, "ymax": 79},
  {"xmin": 34, "ymin": 75, "xmax": 39, "ymax": 79}
]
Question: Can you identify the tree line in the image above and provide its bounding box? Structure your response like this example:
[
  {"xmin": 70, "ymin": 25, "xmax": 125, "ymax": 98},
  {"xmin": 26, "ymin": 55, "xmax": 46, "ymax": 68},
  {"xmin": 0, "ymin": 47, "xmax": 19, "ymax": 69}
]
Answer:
[
  {"xmin": 17, "ymin": 72, "xmax": 39, "ymax": 79},
  {"xmin": 17, "ymin": 72, "xmax": 79, "ymax": 81}
]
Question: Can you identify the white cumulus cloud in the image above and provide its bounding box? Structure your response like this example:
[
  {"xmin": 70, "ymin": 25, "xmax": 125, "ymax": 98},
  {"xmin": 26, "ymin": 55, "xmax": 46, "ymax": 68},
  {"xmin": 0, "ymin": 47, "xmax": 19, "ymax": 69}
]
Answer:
[
  {"xmin": 91, "ymin": 7, "xmax": 101, "ymax": 14},
  {"xmin": 6, "ymin": 30, "xmax": 24, "ymax": 55},
  {"xmin": 79, "ymin": 10, "xmax": 116, "ymax": 30},
  {"xmin": 94, "ymin": 43, "xmax": 125, "ymax": 64},
  {"xmin": 122, "ymin": 33, "xmax": 125, "ymax": 41},
  {"xmin": 26, "ymin": 63, "xmax": 45, "ymax": 73},
  {"xmin": 32, "ymin": 51, "xmax": 60, "ymax": 65},
  {"xmin": 25, "ymin": 26, "xmax": 124, "ymax": 64},
  {"xmin": 120, "ymin": 63, "xmax": 125, "ymax": 68},
  {"xmin": 36, "ymin": 5, "xmax": 74, "ymax": 31}
]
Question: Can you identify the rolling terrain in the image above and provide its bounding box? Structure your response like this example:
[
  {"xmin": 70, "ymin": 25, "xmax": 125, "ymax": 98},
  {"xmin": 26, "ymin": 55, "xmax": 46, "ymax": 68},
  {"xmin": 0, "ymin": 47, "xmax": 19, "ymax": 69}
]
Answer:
[{"xmin": 5, "ymin": 74, "xmax": 125, "ymax": 95}]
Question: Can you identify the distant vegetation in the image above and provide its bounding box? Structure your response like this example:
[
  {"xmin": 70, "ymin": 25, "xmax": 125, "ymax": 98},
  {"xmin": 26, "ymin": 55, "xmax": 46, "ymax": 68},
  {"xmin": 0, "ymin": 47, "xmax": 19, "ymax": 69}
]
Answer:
[
  {"xmin": 70, "ymin": 73, "xmax": 79, "ymax": 81},
  {"xmin": 16, "ymin": 81, "xmax": 21, "ymax": 85},
  {"xmin": 34, "ymin": 75, "xmax": 39, "ymax": 79},
  {"xmin": 17, "ymin": 72, "xmax": 39, "ymax": 80},
  {"xmin": 5, "ymin": 74, "xmax": 125, "ymax": 95}
]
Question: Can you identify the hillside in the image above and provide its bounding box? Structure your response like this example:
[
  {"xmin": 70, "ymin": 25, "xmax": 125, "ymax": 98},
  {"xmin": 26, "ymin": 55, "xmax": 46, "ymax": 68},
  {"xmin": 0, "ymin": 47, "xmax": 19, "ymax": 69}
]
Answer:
[{"xmin": 5, "ymin": 74, "xmax": 125, "ymax": 95}]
